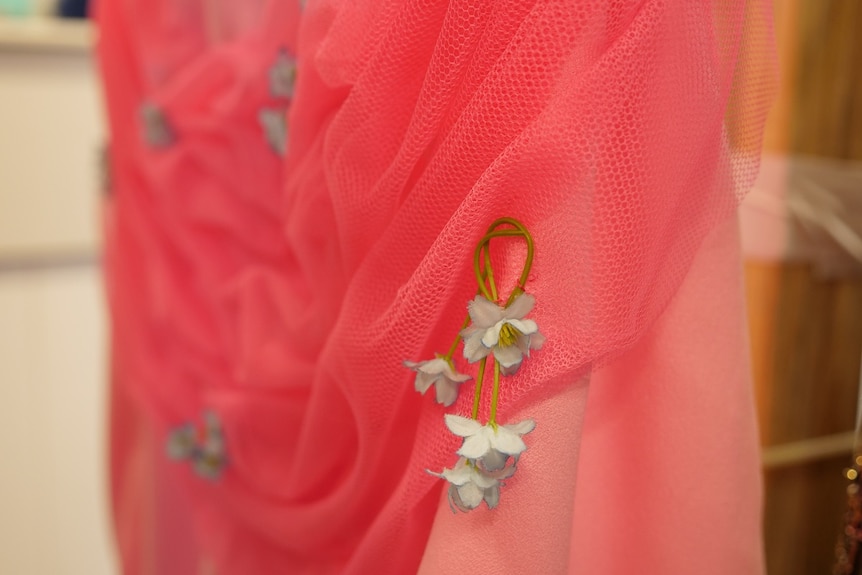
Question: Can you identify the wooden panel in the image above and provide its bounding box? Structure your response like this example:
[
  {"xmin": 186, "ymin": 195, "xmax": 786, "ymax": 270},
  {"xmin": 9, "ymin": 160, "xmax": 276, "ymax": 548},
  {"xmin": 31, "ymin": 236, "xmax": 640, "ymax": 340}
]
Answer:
[
  {"xmin": 751, "ymin": 1, "xmax": 862, "ymax": 573},
  {"xmin": 748, "ymin": 262, "xmax": 862, "ymax": 575},
  {"xmin": 789, "ymin": 1, "xmax": 862, "ymax": 161}
]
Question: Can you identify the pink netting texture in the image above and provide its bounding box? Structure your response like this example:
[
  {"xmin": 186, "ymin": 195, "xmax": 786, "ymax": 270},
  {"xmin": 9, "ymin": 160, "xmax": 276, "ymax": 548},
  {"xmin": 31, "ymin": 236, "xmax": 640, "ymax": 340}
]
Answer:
[{"xmin": 98, "ymin": 0, "xmax": 776, "ymax": 573}]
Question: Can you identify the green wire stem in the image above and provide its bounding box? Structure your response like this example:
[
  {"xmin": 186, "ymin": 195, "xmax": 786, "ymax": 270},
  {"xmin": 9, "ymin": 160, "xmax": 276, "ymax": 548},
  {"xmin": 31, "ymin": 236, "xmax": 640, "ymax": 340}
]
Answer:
[{"xmin": 472, "ymin": 357, "xmax": 487, "ymax": 420}]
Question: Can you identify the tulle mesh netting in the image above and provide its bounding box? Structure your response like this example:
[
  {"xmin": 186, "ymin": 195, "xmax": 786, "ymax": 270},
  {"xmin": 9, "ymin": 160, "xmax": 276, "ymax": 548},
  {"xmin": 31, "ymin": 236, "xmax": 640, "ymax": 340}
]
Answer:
[{"xmin": 98, "ymin": 0, "xmax": 776, "ymax": 573}]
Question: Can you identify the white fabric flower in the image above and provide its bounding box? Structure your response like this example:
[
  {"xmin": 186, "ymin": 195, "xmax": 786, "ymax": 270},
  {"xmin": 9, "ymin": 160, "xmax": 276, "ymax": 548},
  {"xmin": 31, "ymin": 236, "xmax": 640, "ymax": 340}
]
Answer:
[
  {"xmin": 139, "ymin": 102, "xmax": 174, "ymax": 148},
  {"xmin": 461, "ymin": 293, "xmax": 544, "ymax": 375},
  {"xmin": 404, "ymin": 358, "xmax": 471, "ymax": 407},
  {"xmin": 445, "ymin": 414, "xmax": 536, "ymax": 471},
  {"xmin": 428, "ymin": 457, "xmax": 514, "ymax": 512},
  {"xmin": 166, "ymin": 411, "xmax": 227, "ymax": 481},
  {"xmin": 269, "ymin": 48, "xmax": 297, "ymax": 99},
  {"xmin": 166, "ymin": 423, "xmax": 196, "ymax": 460},
  {"xmin": 259, "ymin": 108, "xmax": 288, "ymax": 156}
]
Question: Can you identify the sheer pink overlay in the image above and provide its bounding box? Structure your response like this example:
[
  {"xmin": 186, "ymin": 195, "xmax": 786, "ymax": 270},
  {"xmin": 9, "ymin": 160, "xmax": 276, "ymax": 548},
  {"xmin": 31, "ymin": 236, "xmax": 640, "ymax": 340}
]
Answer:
[
  {"xmin": 98, "ymin": 0, "xmax": 775, "ymax": 572},
  {"xmin": 419, "ymin": 217, "xmax": 763, "ymax": 574}
]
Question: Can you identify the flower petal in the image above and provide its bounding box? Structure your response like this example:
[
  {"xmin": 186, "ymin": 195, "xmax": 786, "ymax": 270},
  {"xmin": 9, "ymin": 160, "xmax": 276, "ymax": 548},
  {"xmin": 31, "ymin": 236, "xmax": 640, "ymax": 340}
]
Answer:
[
  {"xmin": 405, "ymin": 360, "xmax": 436, "ymax": 393},
  {"xmin": 418, "ymin": 358, "xmax": 449, "ymax": 375},
  {"xmin": 492, "ymin": 344, "xmax": 524, "ymax": 369},
  {"xmin": 456, "ymin": 481, "xmax": 484, "ymax": 509},
  {"xmin": 480, "ymin": 449, "xmax": 509, "ymax": 472},
  {"xmin": 503, "ymin": 293, "xmax": 535, "ymax": 319},
  {"xmin": 458, "ymin": 433, "xmax": 492, "ymax": 459},
  {"xmin": 460, "ymin": 325, "xmax": 483, "ymax": 340},
  {"xmin": 418, "ymin": 373, "xmax": 436, "ymax": 393},
  {"xmin": 490, "ymin": 426, "xmax": 528, "ymax": 455},
  {"xmin": 444, "ymin": 415, "xmax": 482, "ymax": 437},
  {"xmin": 448, "ymin": 484, "xmax": 468, "ymax": 513},
  {"xmin": 528, "ymin": 331, "xmax": 546, "ymax": 351},
  {"xmin": 462, "ymin": 331, "xmax": 492, "ymax": 363},
  {"xmin": 505, "ymin": 419, "xmax": 536, "ymax": 435},
  {"xmin": 506, "ymin": 318, "xmax": 538, "ymax": 336},
  {"xmin": 467, "ymin": 295, "xmax": 504, "ymax": 328},
  {"xmin": 447, "ymin": 369, "xmax": 472, "ymax": 383},
  {"xmin": 483, "ymin": 484, "xmax": 501, "ymax": 509},
  {"xmin": 481, "ymin": 323, "xmax": 503, "ymax": 348},
  {"xmin": 435, "ymin": 380, "xmax": 459, "ymax": 407},
  {"xmin": 489, "ymin": 462, "xmax": 517, "ymax": 480},
  {"xmin": 439, "ymin": 459, "xmax": 473, "ymax": 485},
  {"xmin": 500, "ymin": 362, "xmax": 522, "ymax": 376},
  {"xmin": 471, "ymin": 467, "xmax": 499, "ymax": 489},
  {"xmin": 166, "ymin": 426, "xmax": 195, "ymax": 460}
]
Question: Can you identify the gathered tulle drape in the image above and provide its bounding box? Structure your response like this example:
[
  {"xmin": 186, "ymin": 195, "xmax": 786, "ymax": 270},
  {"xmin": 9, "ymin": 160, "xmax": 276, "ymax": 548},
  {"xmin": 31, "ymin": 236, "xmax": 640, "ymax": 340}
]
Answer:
[{"xmin": 98, "ymin": 0, "xmax": 776, "ymax": 572}]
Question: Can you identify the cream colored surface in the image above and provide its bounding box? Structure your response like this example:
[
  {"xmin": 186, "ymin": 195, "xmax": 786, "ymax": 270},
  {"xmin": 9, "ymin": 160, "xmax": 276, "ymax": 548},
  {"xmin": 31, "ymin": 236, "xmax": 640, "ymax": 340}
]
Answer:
[
  {"xmin": 0, "ymin": 16, "xmax": 93, "ymax": 51},
  {"xmin": 0, "ymin": 25, "xmax": 101, "ymax": 258},
  {"xmin": 0, "ymin": 22, "xmax": 114, "ymax": 575},
  {"xmin": 0, "ymin": 267, "xmax": 114, "ymax": 575}
]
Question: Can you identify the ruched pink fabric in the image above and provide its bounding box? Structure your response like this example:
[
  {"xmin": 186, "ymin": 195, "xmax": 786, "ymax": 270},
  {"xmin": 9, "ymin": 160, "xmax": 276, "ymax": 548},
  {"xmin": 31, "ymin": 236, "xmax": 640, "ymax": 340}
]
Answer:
[{"xmin": 98, "ymin": 0, "xmax": 775, "ymax": 573}]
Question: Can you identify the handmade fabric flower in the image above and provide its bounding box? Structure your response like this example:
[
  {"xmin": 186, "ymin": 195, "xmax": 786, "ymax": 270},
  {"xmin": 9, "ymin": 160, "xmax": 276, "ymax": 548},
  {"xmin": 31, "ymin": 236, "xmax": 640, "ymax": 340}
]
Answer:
[
  {"xmin": 404, "ymin": 357, "xmax": 471, "ymax": 407},
  {"xmin": 445, "ymin": 414, "xmax": 536, "ymax": 471},
  {"xmin": 139, "ymin": 102, "xmax": 174, "ymax": 148},
  {"xmin": 461, "ymin": 293, "xmax": 544, "ymax": 375},
  {"xmin": 166, "ymin": 422, "xmax": 196, "ymax": 460},
  {"xmin": 268, "ymin": 48, "xmax": 297, "ymax": 100},
  {"xmin": 166, "ymin": 411, "xmax": 227, "ymax": 480},
  {"xmin": 428, "ymin": 457, "xmax": 515, "ymax": 512},
  {"xmin": 259, "ymin": 108, "xmax": 288, "ymax": 156}
]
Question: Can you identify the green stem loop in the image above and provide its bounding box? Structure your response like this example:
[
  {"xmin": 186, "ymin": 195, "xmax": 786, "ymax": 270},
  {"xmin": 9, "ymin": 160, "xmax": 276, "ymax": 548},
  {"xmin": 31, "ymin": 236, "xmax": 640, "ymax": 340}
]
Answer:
[
  {"xmin": 472, "ymin": 220, "xmax": 534, "ymax": 305},
  {"xmin": 467, "ymin": 217, "xmax": 535, "ymax": 423}
]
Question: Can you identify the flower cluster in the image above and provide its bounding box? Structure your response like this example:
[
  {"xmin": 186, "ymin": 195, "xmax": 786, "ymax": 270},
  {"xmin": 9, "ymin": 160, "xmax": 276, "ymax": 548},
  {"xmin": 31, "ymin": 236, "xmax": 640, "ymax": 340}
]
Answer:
[
  {"xmin": 404, "ymin": 292, "xmax": 544, "ymax": 406},
  {"xmin": 260, "ymin": 47, "xmax": 297, "ymax": 156},
  {"xmin": 428, "ymin": 457, "xmax": 514, "ymax": 512},
  {"xmin": 405, "ymin": 217, "xmax": 543, "ymax": 512},
  {"xmin": 166, "ymin": 411, "xmax": 227, "ymax": 480},
  {"xmin": 268, "ymin": 48, "xmax": 297, "ymax": 99},
  {"xmin": 433, "ymin": 416, "xmax": 536, "ymax": 511},
  {"xmin": 139, "ymin": 102, "xmax": 174, "ymax": 148}
]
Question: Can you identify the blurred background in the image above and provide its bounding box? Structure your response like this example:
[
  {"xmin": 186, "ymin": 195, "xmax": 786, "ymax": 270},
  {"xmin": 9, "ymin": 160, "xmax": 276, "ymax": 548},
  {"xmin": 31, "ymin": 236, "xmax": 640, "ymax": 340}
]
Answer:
[
  {"xmin": 0, "ymin": 1, "xmax": 859, "ymax": 574},
  {"xmin": 0, "ymin": 1, "xmax": 111, "ymax": 574}
]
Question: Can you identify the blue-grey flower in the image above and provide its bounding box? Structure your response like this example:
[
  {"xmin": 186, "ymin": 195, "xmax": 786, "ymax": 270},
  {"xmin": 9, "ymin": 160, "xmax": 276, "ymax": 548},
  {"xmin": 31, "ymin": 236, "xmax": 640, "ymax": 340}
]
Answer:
[
  {"xmin": 139, "ymin": 102, "xmax": 174, "ymax": 148},
  {"xmin": 259, "ymin": 108, "xmax": 288, "ymax": 156},
  {"xmin": 445, "ymin": 414, "xmax": 536, "ymax": 472},
  {"xmin": 429, "ymin": 457, "xmax": 514, "ymax": 513},
  {"xmin": 269, "ymin": 49, "xmax": 297, "ymax": 100}
]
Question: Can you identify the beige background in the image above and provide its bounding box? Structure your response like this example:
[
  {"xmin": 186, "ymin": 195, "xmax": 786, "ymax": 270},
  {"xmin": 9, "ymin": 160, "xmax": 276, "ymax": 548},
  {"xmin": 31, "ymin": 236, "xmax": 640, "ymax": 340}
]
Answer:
[{"xmin": 0, "ymin": 16, "xmax": 114, "ymax": 575}]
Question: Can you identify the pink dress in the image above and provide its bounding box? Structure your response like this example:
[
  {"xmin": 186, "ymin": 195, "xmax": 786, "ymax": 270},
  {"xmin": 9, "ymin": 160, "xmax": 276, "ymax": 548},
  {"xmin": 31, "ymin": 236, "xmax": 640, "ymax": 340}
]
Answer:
[{"xmin": 97, "ymin": 0, "xmax": 776, "ymax": 573}]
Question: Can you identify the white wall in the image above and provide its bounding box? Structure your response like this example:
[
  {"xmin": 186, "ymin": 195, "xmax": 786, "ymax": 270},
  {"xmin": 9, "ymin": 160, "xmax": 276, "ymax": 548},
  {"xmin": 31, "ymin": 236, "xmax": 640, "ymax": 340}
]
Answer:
[{"xmin": 0, "ymin": 17, "xmax": 115, "ymax": 575}]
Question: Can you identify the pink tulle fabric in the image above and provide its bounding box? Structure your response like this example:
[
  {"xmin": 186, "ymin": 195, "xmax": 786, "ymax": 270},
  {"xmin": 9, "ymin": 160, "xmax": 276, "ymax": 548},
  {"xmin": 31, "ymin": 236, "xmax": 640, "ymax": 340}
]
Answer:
[{"xmin": 97, "ymin": 0, "xmax": 776, "ymax": 573}]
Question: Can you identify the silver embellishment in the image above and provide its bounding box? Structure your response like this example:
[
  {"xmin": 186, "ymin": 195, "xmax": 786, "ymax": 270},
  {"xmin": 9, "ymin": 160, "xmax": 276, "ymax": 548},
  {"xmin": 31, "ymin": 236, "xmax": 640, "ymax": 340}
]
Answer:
[
  {"xmin": 167, "ymin": 411, "xmax": 227, "ymax": 480},
  {"xmin": 259, "ymin": 108, "xmax": 288, "ymax": 156},
  {"xmin": 269, "ymin": 48, "xmax": 297, "ymax": 100},
  {"xmin": 139, "ymin": 102, "xmax": 174, "ymax": 148}
]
